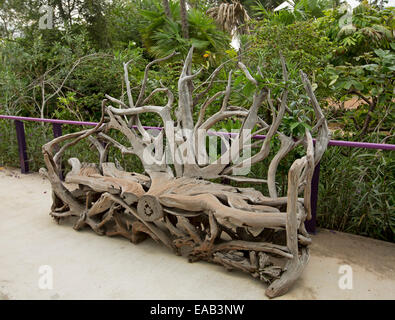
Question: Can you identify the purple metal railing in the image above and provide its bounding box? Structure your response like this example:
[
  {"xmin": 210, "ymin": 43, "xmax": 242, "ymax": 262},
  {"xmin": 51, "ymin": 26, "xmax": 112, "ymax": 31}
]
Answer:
[{"xmin": 1, "ymin": 114, "xmax": 395, "ymax": 234}]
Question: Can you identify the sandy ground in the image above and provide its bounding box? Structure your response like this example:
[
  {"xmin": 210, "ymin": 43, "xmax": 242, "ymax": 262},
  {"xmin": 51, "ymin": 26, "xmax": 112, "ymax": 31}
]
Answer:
[{"xmin": 0, "ymin": 167, "xmax": 394, "ymax": 300}]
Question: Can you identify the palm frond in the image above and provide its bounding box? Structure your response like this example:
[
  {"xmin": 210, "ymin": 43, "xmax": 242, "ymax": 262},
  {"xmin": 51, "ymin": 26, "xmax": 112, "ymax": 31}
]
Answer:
[{"xmin": 206, "ymin": 1, "xmax": 251, "ymax": 35}]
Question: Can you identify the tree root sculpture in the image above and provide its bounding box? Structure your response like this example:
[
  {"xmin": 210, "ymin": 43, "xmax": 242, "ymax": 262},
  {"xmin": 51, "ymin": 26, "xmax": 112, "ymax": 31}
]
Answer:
[{"xmin": 41, "ymin": 47, "xmax": 329, "ymax": 298}]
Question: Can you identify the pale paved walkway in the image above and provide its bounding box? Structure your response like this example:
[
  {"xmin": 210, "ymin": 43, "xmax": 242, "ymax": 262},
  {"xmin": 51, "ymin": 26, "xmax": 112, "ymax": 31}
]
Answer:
[{"xmin": 0, "ymin": 168, "xmax": 394, "ymax": 300}]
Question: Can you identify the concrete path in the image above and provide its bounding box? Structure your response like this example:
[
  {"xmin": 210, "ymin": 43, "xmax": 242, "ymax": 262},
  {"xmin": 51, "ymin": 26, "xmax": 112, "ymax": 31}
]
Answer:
[{"xmin": 0, "ymin": 167, "xmax": 394, "ymax": 300}]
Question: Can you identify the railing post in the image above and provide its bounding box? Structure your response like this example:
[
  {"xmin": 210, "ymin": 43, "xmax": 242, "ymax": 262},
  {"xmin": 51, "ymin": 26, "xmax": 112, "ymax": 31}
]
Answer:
[
  {"xmin": 305, "ymin": 161, "xmax": 320, "ymax": 234},
  {"xmin": 14, "ymin": 120, "xmax": 29, "ymax": 174},
  {"xmin": 52, "ymin": 123, "xmax": 63, "ymax": 180},
  {"xmin": 52, "ymin": 123, "xmax": 62, "ymax": 139}
]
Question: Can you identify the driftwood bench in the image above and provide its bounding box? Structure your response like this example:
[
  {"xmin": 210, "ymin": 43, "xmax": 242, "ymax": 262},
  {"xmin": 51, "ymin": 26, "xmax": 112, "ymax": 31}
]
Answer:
[{"xmin": 40, "ymin": 47, "xmax": 329, "ymax": 298}]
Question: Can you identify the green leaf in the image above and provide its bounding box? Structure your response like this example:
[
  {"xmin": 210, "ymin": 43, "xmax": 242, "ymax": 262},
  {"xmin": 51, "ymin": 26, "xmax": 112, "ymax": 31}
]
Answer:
[
  {"xmin": 343, "ymin": 80, "xmax": 354, "ymax": 90},
  {"xmin": 329, "ymin": 75, "xmax": 339, "ymax": 86},
  {"xmin": 290, "ymin": 122, "xmax": 300, "ymax": 131},
  {"xmin": 353, "ymin": 81, "xmax": 364, "ymax": 91}
]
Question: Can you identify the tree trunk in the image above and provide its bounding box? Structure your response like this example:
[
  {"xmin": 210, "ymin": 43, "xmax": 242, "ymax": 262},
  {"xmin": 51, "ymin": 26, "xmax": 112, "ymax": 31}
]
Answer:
[
  {"xmin": 180, "ymin": 0, "xmax": 189, "ymax": 39},
  {"xmin": 162, "ymin": 0, "xmax": 172, "ymax": 19},
  {"xmin": 350, "ymin": 90, "xmax": 378, "ymax": 138},
  {"xmin": 360, "ymin": 97, "xmax": 377, "ymax": 138}
]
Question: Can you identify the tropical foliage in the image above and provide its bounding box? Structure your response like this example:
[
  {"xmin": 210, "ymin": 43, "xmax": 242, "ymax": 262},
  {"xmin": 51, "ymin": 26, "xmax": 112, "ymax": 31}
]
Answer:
[
  {"xmin": 317, "ymin": 2, "xmax": 394, "ymax": 63},
  {"xmin": 0, "ymin": 0, "xmax": 394, "ymax": 241}
]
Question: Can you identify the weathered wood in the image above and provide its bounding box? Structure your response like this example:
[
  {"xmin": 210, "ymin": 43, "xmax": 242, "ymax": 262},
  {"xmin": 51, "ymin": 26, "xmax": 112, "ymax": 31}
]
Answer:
[
  {"xmin": 213, "ymin": 251, "xmax": 255, "ymax": 273},
  {"xmin": 102, "ymin": 162, "xmax": 151, "ymax": 187},
  {"xmin": 41, "ymin": 47, "xmax": 329, "ymax": 298},
  {"xmin": 286, "ymin": 158, "xmax": 306, "ymax": 258},
  {"xmin": 87, "ymin": 193, "xmax": 113, "ymax": 217},
  {"xmin": 65, "ymin": 158, "xmax": 146, "ymax": 202},
  {"xmin": 137, "ymin": 195, "xmax": 164, "ymax": 221},
  {"xmin": 265, "ymin": 247, "xmax": 310, "ymax": 298},
  {"xmin": 267, "ymin": 133, "xmax": 298, "ymax": 198},
  {"xmin": 213, "ymin": 240, "xmax": 293, "ymax": 259},
  {"xmin": 159, "ymin": 193, "xmax": 287, "ymax": 229}
]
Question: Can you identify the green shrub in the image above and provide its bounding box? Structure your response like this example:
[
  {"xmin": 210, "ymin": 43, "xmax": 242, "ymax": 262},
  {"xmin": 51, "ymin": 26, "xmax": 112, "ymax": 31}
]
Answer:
[
  {"xmin": 2, "ymin": 118, "xmax": 393, "ymax": 242},
  {"xmin": 318, "ymin": 145, "xmax": 394, "ymax": 241}
]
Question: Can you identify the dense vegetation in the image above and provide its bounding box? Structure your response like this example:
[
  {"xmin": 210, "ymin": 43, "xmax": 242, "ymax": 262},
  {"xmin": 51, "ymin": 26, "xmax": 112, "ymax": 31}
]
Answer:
[{"xmin": 0, "ymin": 0, "xmax": 393, "ymax": 241}]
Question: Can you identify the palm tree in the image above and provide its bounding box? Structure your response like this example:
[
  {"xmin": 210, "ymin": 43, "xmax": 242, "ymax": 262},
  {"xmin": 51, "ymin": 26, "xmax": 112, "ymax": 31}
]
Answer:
[
  {"xmin": 206, "ymin": 1, "xmax": 251, "ymax": 35},
  {"xmin": 139, "ymin": 2, "xmax": 230, "ymax": 58}
]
